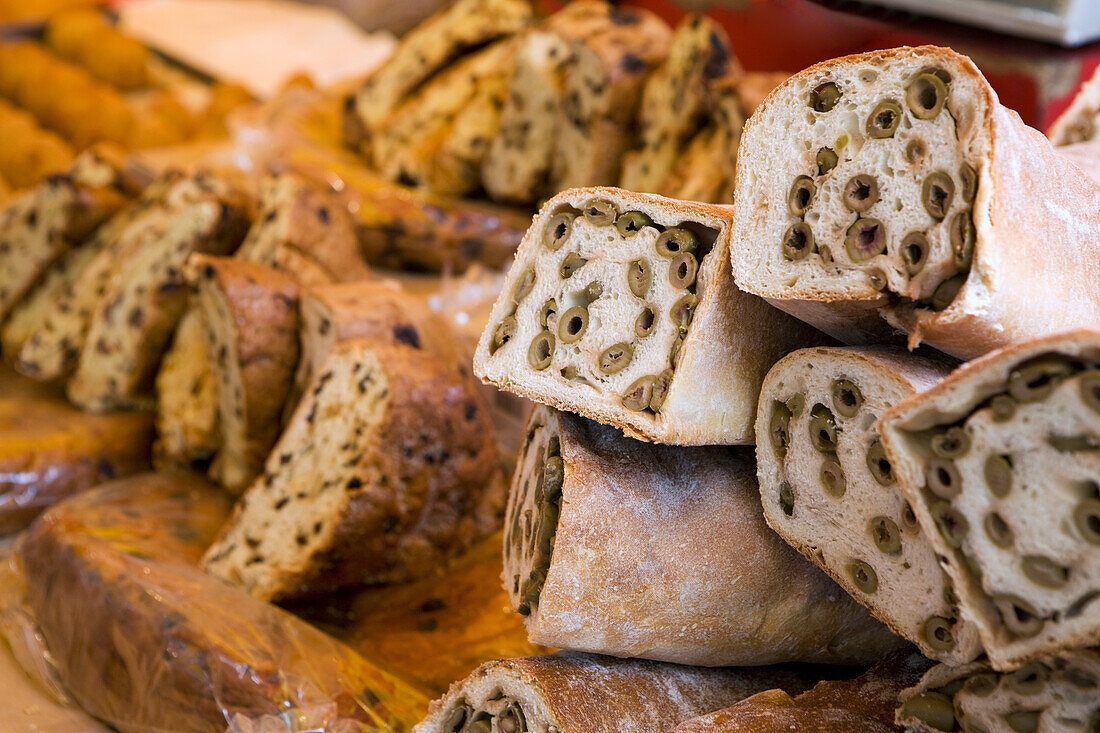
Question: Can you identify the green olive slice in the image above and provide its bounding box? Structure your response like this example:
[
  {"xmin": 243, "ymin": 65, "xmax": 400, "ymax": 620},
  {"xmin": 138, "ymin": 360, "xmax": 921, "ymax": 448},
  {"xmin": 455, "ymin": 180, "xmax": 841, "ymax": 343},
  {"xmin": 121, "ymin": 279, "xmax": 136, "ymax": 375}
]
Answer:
[
  {"xmin": 926, "ymin": 458, "xmax": 961, "ymax": 499},
  {"xmin": 866, "ymin": 440, "xmax": 895, "ymax": 486},
  {"xmin": 635, "ymin": 306, "xmax": 657, "ymax": 338},
  {"xmin": 992, "ymin": 594, "xmax": 1044, "ymax": 638},
  {"xmin": 848, "ymin": 559, "xmax": 878, "ymax": 593},
  {"xmin": 984, "ymin": 512, "xmax": 1013, "ymax": 548},
  {"xmin": 950, "ymin": 210, "xmax": 975, "ymax": 269},
  {"xmin": 558, "ymin": 306, "xmax": 588, "ymax": 343},
  {"xmin": 931, "ymin": 274, "xmax": 966, "ymax": 311},
  {"xmin": 490, "ymin": 315, "xmax": 516, "ymax": 355},
  {"xmin": 670, "ymin": 293, "xmax": 698, "ymax": 329},
  {"xmin": 527, "ymin": 331, "xmax": 555, "ymax": 370},
  {"xmin": 810, "ymin": 82, "xmax": 841, "ymax": 112},
  {"xmin": 922, "ymin": 171, "xmax": 955, "ymax": 221},
  {"xmin": 627, "ymin": 259, "xmax": 651, "ymax": 297},
  {"xmin": 959, "ymin": 162, "xmax": 978, "ymax": 202},
  {"xmin": 1007, "ymin": 354, "xmax": 1076, "ymax": 403},
  {"xmin": 582, "ymin": 197, "xmax": 619, "ymax": 226},
  {"xmin": 931, "ymin": 426, "xmax": 970, "ymax": 459},
  {"xmin": 781, "ymin": 222, "xmax": 814, "ymax": 261},
  {"xmin": 622, "ymin": 375, "xmax": 656, "ymax": 412},
  {"xmin": 922, "ymin": 616, "xmax": 957, "ymax": 652},
  {"xmin": 929, "ymin": 500, "xmax": 968, "ymax": 547},
  {"xmin": 901, "ymin": 231, "xmax": 929, "ymax": 275},
  {"xmin": 560, "ymin": 252, "xmax": 587, "ymax": 279},
  {"xmin": 770, "ymin": 401, "xmax": 792, "ymax": 458},
  {"xmin": 816, "ymin": 147, "xmax": 838, "ymax": 175},
  {"xmin": 598, "ymin": 342, "xmax": 633, "ymax": 375},
  {"xmin": 808, "ymin": 404, "xmax": 838, "ymax": 453},
  {"xmin": 655, "ymin": 227, "xmax": 697, "ymax": 257},
  {"xmin": 821, "ymin": 456, "xmax": 846, "ymax": 497},
  {"xmin": 869, "ymin": 515, "xmax": 902, "ymax": 555},
  {"xmin": 901, "ymin": 692, "xmax": 955, "ymax": 732},
  {"xmin": 1075, "ymin": 498, "xmax": 1100, "ymax": 545},
  {"xmin": 1021, "ymin": 555, "xmax": 1069, "ymax": 588},
  {"xmin": 616, "ymin": 210, "xmax": 653, "ymax": 237},
  {"xmin": 866, "ymin": 100, "xmax": 902, "ymax": 138},
  {"xmin": 906, "ymin": 72, "xmax": 948, "ymax": 120},
  {"xmin": 831, "ymin": 378, "xmax": 863, "ymax": 417},
  {"xmin": 650, "ymin": 369, "xmax": 673, "ymax": 412},
  {"xmin": 844, "ymin": 217, "xmax": 886, "ymax": 262},
  {"xmin": 843, "ymin": 174, "xmax": 880, "ymax": 213},
  {"xmin": 544, "ymin": 212, "xmax": 575, "ymax": 250},
  {"xmin": 788, "ymin": 176, "xmax": 815, "ymax": 216},
  {"xmin": 1007, "ymin": 662, "xmax": 1049, "ymax": 696},
  {"xmin": 668, "ymin": 251, "xmax": 699, "ymax": 289}
]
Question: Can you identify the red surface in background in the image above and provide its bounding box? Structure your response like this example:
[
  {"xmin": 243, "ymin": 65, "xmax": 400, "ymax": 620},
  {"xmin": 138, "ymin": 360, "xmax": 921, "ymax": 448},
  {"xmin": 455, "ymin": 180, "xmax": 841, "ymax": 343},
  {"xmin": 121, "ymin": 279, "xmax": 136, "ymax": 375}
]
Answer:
[{"xmin": 539, "ymin": 0, "xmax": 1100, "ymax": 133}]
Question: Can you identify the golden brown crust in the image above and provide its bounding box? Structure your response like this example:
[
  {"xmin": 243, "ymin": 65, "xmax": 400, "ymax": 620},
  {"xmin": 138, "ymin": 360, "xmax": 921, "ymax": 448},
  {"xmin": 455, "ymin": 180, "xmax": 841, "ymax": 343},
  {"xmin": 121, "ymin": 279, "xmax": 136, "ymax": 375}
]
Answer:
[
  {"xmin": 0, "ymin": 365, "xmax": 153, "ymax": 535},
  {"xmin": 670, "ymin": 650, "xmax": 934, "ymax": 733}
]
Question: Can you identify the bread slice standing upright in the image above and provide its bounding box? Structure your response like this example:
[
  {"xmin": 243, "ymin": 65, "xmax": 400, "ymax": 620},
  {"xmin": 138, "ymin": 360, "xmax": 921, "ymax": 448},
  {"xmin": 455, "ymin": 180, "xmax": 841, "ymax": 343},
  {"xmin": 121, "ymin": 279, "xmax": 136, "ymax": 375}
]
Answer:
[
  {"xmin": 756, "ymin": 346, "xmax": 981, "ymax": 664},
  {"xmin": 730, "ymin": 45, "xmax": 1100, "ymax": 359},
  {"xmin": 474, "ymin": 187, "xmax": 826, "ymax": 445},
  {"xmin": 880, "ymin": 330, "xmax": 1100, "ymax": 670},
  {"xmin": 504, "ymin": 404, "xmax": 905, "ymax": 666},
  {"xmin": 190, "ymin": 256, "xmax": 300, "ymax": 493},
  {"xmin": 153, "ymin": 308, "xmax": 220, "ymax": 467}
]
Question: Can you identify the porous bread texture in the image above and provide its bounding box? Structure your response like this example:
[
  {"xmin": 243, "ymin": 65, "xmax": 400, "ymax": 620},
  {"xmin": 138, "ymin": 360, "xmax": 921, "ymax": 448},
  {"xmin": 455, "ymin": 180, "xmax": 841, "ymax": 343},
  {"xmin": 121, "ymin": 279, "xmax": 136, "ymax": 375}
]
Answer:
[
  {"xmin": 345, "ymin": 0, "xmax": 532, "ymax": 142},
  {"xmin": 481, "ymin": 2, "xmax": 672, "ymax": 203},
  {"xmin": 474, "ymin": 186, "xmax": 826, "ymax": 445},
  {"xmin": 731, "ymin": 45, "xmax": 1100, "ymax": 360},
  {"xmin": 291, "ymin": 280, "xmax": 462, "ymax": 420},
  {"xmin": 201, "ymin": 338, "xmax": 502, "ymax": 601},
  {"xmin": 756, "ymin": 346, "xmax": 980, "ymax": 664},
  {"xmin": 880, "ymin": 330, "xmax": 1100, "ymax": 670},
  {"xmin": 191, "ymin": 256, "xmax": 300, "ymax": 494},
  {"xmin": 898, "ymin": 650, "xmax": 1100, "ymax": 733},
  {"xmin": 619, "ymin": 13, "xmax": 740, "ymax": 196},
  {"xmin": 413, "ymin": 651, "xmax": 816, "ymax": 733},
  {"xmin": 153, "ymin": 308, "xmax": 219, "ymax": 467},
  {"xmin": 234, "ymin": 174, "xmax": 369, "ymax": 287},
  {"xmin": 368, "ymin": 40, "xmax": 515, "ymax": 191},
  {"xmin": 16, "ymin": 172, "xmax": 194, "ymax": 382},
  {"xmin": 1048, "ymin": 63, "xmax": 1100, "ymax": 146},
  {"xmin": 0, "ymin": 149, "xmax": 130, "ymax": 322},
  {"xmin": 503, "ymin": 404, "xmax": 906, "ymax": 666},
  {"xmin": 66, "ymin": 173, "xmax": 251, "ymax": 412}
]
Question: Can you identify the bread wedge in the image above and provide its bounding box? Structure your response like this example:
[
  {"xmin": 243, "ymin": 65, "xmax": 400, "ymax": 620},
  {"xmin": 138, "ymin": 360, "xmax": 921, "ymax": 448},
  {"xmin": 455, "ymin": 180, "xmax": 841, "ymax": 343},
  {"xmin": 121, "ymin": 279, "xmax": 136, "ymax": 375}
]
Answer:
[
  {"xmin": 191, "ymin": 256, "xmax": 300, "ymax": 494},
  {"xmin": 202, "ymin": 338, "xmax": 501, "ymax": 601},
  {"xmin": 730, "ymin": 45, "xmax": 1100, "ymax": 359},
  {"xmin": 153, "ymin": 308, "xmax": 219, "ymax": 467},
  {"xmin": 66, "ymin": 172, "xmax": 251, "ymax": 411},
  {"xmin": 504, "ymin": 404, "xmax": 905, "ymax": 666},
  {"xmin": 880, "ymin": 329, "xmax": 1100, "ymax": 669},
  {"xmin": 474, "ymin": 187, "xmax": 826, "ymax": 445},
  {"xmin": 898, "ymin": 650, "xmax": 1100, "ymax": 733},
  {"xmin": 756, "ymin": 345, "xmax": 981, "ymax": 664},
  {"xmin": 413, "ymin": 651, "xmax": 817, "ymax": 733}
]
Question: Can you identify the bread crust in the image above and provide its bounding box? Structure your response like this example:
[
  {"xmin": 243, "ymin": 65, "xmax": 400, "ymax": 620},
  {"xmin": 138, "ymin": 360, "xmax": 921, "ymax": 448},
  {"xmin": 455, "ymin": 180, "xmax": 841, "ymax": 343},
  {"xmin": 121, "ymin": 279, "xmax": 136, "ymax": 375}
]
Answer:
[
  {"xmin": 474, "ymin": 186, "xmax": 828, "ymax": 445},
  {"xmin": 731, "ymin": 45, "xmax": 1100, "ymax": 360},
  {"xmin": 414, "ymin": 651, "xmax": 818, "ymax": 733},
  {"xmin": 507, "ymin": 405, "xmax": 905, "ymax": 666},
  {"xmin": 880, "ymin": 329, "xmax": 1100, "ymax": 669}
]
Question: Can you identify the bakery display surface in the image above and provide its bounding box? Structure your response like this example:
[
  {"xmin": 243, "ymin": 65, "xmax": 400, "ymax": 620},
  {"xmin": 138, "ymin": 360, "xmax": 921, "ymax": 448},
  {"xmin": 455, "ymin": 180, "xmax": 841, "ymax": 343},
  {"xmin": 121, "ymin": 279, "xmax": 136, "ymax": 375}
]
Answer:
[{"xmin": 0, "ymin": 1, "xmax": 1098, "ymax": 732}]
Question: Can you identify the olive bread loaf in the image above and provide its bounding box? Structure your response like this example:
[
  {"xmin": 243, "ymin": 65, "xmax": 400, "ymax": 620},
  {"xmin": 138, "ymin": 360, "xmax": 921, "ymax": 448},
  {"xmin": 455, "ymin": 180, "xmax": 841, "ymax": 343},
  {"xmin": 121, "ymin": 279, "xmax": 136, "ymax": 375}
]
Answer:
[{"xmin": 880, "ymin": 329, "xmax": 1100, "ymax": 670}]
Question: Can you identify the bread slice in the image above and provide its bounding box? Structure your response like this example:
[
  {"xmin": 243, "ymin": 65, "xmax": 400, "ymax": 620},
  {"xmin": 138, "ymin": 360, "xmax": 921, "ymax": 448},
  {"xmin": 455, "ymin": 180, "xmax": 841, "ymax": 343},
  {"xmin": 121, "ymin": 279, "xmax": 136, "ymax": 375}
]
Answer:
[
  {"xmin": 880, "ymin": 329, "xmax": 1100, "ymax": 670},
  {"xmin": 153, "ymin": 308, "xmax": 219, "ymax": 467},
  {"xmin": 413, "ymin": 651, "xmax": 817, "ymax": 733},
  {"xmin": 234, "ymin": 173, "xmax": 369, "ymax": 287},
  {"xmin": 898, "ymin": 650, "xmax": 1100, "ymax": 733},
  {"xmin": 16, "ymin": 471, "xmax": 428, "ymax": 733},
  {"xmin": 190, "ymin": 256, "xmax": 300, "ymax": 494},
  {"xmin": 474, "ymin": 187, "xmax": 826, "ymax": 445},
  {"xmin": 1049, "ymin": 64, "xmax": 1100, "ymax": 146},
  {"xmin": 756, "ymin": 345, "xmax": 981, "ymax": 664},
  {"xmin": 65, "ymin": 172, "xmax": 251, "ymax": 412},
  {"xmin": 0, "ymin": 148, "xmax": 131, "ymax": 322},
  {"xmin": 16, "ymin": 172, "xmax": 199, "ymax": 382},
  {"xmin": 505, "ymin": 404, "xmax": 906, "ymax": 666},
  {"xmin": 619, "ymin": 13, "xmax": 740, "ymax": 195},
  {"xmin": 660, "ymin": 78, "xmax": 745, "ymax": 203},
  {"xmin": 344, "ymin": 0, "xmax": 532, "ymax": 145},
  {"xmin": 671, "ymin": 650, "xmax": 933, "ymax": 733},
  {"xmin": 201, "ymin": 337, "xmax": 502, "ymax": 601},
  {"xmin": 730, "ymin": 45, "xmax": 1100, "ymax": 359}
]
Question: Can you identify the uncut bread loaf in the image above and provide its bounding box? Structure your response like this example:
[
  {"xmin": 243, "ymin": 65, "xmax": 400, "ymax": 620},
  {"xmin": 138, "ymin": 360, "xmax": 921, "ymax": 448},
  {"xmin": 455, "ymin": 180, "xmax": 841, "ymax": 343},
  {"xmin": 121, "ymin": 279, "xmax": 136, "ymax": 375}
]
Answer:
[
  {"xmin": 880, "ymin": 330, "xmax": 1100, "ymax": 670},
  {"xmin": 202, "ymin": 337, "xmax": 502, "ymax": 601},
  {"xmin": 153, "ymin": 308, "xmax": 220, "ymax": 467},
  {"xmin": 413, "ymin": 651, "xmax": 817, "ymax": 733},
  {"xmin": 0, "ymin": 147, "xmax": 133, "ymax": 323},
  {"xmin": 481, "ymin": 1, "xmax": 671, "ymax": 203},
  {"xmin": 505, "ymin": 404, "xmax": 905, "ymax": 666},
  {"xmin": 190, "ymin": 256, "xmax": 300, "ymax": 494},
  {"xmin": 756, "ymin": 346, "xmax": 981, "ymax": 664},
  {"xmin": 66, "ymin": 172, "xmax": 251, "ymax": 412},
  {"xmin": 619, "ymin": 13, "xmax": 740, "ymax": 197},
  {"xmin": 671, "ymin": 650, "xmax": 933, "ymax": 733},
  {"xmin": 343, "ymin": 0, "xmax": 532, "ymax": 147},
  {"xmin": 15, "ymin": 472, "xmax": 428, "ymax": 733},
  {"xmin": 474, "ymin": 187, "xmax": 826, "ymax": 445},
  {"xmin": 898, "ymin": 649, "xmax": 1100, "ymax": 733},
  {"xmin": 729, "ymin": 45, "xmax": 1100, "ymax": 359}
]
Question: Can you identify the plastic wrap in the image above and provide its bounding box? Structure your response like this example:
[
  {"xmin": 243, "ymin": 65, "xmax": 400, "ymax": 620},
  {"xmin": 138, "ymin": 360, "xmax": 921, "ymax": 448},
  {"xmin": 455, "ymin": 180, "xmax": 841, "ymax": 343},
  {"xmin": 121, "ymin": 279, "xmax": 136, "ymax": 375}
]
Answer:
[
  {"xmin": 0, "ymin": 364, "xmax": 153, "ymax": 535},
  {"xmin": 0, "ymin": 472, "xmax": 428, "ymax": 733}
]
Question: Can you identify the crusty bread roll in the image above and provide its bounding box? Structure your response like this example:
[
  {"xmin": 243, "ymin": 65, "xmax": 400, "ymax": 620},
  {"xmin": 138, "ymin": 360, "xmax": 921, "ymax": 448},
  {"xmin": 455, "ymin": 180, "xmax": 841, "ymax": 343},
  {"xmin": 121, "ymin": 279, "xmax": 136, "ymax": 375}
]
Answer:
[
  {"xmin": 482, "ymin": 1, "xmax": 672, "ymax": 203},
  {"xmin": 619, "ymin": 13, "xmax": 740, "ymax": 197},
  {"xmin": 880, "ymin": 329, "xmax": 1100, "ymax": 670},
  {"xmin": 0, "ymin": 148, "xmax": 131, "ymax": 323},
  {"xmin": 671, "ymin": 650, "xmax": 933, "ymax": 733},
  {"xmin": 343, "ymin": 0, "xmax": 532, "ymax": 146},
  {"xmin": 730, "ymin": 45, "xmax": 1100, "ymax": 360},
  {"xmin": 234, "ymin": 174, "xmax": 369, "ymax": 287},
  {"xmin": 756, "ymin": 345, "xmax": 981, "ymax": 664},
  {"xmin": 474, "ymin": 187, "xmax": 826, "ymax": 445},
  {"xmin": 202, "ymin": 337, "xmax": 502, "ymax": 601},
  {"xmin": 65, "ymin": 172, "xmax": 251, "ymax": 412},
  {"xmin": 897, "ymin": 650, "xmax": 1100, "ymax": 733},
  {"xmin": 413, "ymin": 651, "xmax": 817, "ymax": 733},
  {"xmin": 190, "ymin": 256, "xmax": 300, "ymax": 494},
  {"xmin": 505, "ymin": 404, "xmax": 905, "ymax": 666},
  {"xmin": 153, "ymin": 308, "xmax": 219, "ymax": 467}
]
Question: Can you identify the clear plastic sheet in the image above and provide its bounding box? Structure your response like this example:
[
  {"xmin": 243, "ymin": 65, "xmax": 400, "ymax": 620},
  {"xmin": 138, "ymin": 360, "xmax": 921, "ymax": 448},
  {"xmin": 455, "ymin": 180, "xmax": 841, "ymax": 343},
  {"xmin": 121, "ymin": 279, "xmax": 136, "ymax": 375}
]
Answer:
[{"xmin": 0, "ymin": 473, "xmax": 429, "ymax": 733}]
